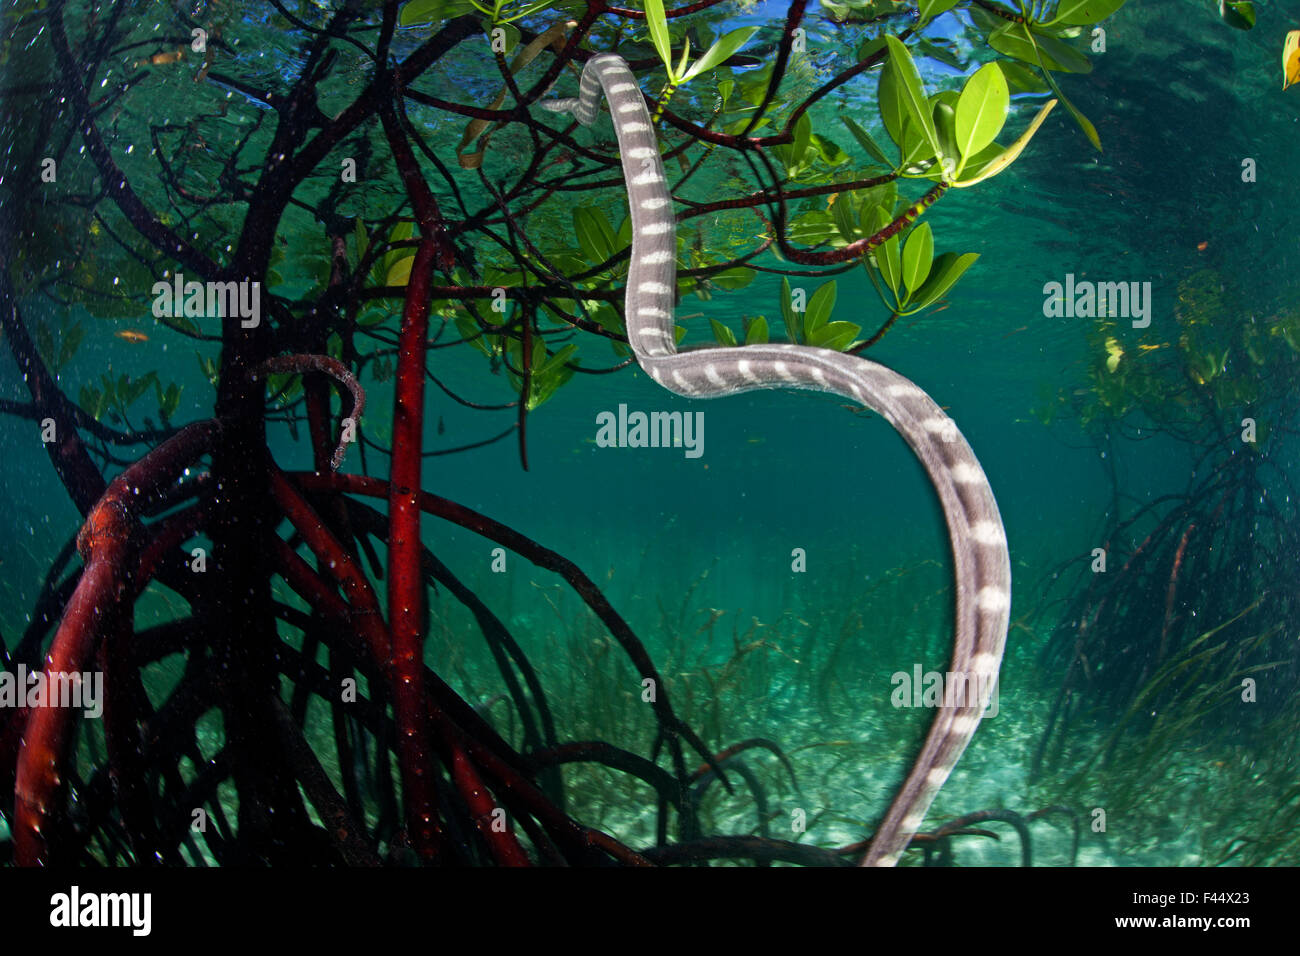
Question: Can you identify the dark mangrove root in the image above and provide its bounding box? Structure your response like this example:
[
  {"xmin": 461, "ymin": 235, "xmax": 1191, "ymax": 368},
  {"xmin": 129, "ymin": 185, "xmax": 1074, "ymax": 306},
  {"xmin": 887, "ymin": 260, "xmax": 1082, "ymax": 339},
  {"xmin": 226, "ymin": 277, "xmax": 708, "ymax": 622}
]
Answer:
[{"xmin": 251, "ymin": 353, "xmax": 366, "ymax": 470}]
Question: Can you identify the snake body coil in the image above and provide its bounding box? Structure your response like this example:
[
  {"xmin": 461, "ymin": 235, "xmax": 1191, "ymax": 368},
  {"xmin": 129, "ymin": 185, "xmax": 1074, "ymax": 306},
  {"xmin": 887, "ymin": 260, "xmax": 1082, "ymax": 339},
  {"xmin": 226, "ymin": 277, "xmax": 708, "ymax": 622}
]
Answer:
[{"xmin": 545, "ymin": 53, "xmax": 1012, "ymax": 867}]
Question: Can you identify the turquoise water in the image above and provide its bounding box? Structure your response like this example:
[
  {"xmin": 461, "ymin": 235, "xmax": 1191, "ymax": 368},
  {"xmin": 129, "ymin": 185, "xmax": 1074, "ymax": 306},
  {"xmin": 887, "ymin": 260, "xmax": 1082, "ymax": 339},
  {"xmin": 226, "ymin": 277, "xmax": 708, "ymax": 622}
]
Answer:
[{"xmin": 1, "ymin": 0, "xmax": 1298, "ymax": 866}]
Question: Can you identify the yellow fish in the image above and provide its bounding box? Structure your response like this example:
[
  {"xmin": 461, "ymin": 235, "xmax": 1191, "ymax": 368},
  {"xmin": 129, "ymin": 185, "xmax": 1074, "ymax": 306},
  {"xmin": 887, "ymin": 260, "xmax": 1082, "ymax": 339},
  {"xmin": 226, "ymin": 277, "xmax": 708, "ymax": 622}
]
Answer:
[
  {"xmin": 1285, "ymin": 30, "xmax": 1300, "ymax": 90},
  {"xmin": 115, "ymin": 329, "xmax": 149, "ymax": 343},
  {"xmin": 134, "ymin": 47, "xmax": 185, "ymax": 68},
  {"xmin": 1104, "ymin": 336, "xmax": 1123, "ymax": 372}
]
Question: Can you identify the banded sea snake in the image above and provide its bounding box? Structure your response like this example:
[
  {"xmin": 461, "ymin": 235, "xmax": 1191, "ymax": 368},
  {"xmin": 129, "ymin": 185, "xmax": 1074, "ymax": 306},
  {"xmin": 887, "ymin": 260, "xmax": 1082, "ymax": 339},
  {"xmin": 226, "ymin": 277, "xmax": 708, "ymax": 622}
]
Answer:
[{"xmin": 544, "ymin": 53, "xmax": 1011, "ymax": 867}]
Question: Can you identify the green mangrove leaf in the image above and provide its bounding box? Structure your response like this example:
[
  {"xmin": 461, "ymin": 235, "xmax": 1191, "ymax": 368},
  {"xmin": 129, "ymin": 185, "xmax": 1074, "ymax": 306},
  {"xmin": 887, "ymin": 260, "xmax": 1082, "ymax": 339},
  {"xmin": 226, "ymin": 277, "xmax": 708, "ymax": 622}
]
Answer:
[
  {"xmin": 955, "ymin": 62, "xmax": 1009, "ymax": 174},
  {"xmin": 573, "ymin": 205, "xmax": 616, "ymax": 264},
  {"xmin": 123, "ymin": 371, "xmax": 158, "ymax": 408},
  {"xmin": 79, "ymin": 385, "xmax": 106, "ymax": 421},
  {"xmin": 358, "ymin": 310, "xmax": 387, "ymax": 332},
  {"xmin": 897, "ymin": 115, "xmax": 939, "ymax": 172},
  {"xmin": 711, "ymin": 319, "xmax": 738, "ymax": 346},
  {"xmin": 883, "ymin": 35, "xmax": 942, "ymax": 163},
  {"xmin": 534, "ymin": 341, "xmax": 579, "ymax": 378},
  {"xmin": 582, "ymin": 301, "xmax": 624, "ymax": 335},
  {"xmin": 857, "ymin": 34, "xmax": 887, "ymax": 62},
  {"xmin": 1035, "ymin": 48, "xmax": 1101, "ymax": 150},
  {"xmin": 32, "ymin": 320, "xmax": 55, "ymax": 370},
  {"xmin": 821, "ymin": 0, "xmax": 849, "ymax": 21},
  {"xmin": 871, "ymin": 207, "xmax": 903, "ymax": 297},
  {"xmin": 737, "ymin": 62, "xmax": 774, "ymax": 106},
  {"xmin": 998, "ymin": 59, "xmax": 1050, "ymax": 93},
  {"xmin": 57, "ymin": 321, "xmax": 84, "ymax": 371},
  {"xmin": 877, "ymin": 50, "xmax": 907, "ymax": 150},
  {"xmin": 780, "ymin": 276, "xmax": 800, "ymax": 343},
  {"xmin": 967, "ymin": 3, "xmax": 1007, "ymax": 32},
  {"xmin": 644, "ymin": 0, "xmax": 673, "ymax": 72},
  {"xmin": 832, "ymin": 194, "xmax": 861, "ymax": 244},
  {"xmin": 807, "ymin": 320, "xmax": 861, "ymax": 352},
  {"xmin": 901, "ymin": 222, "xmax": 934, "ymax": 296},
  {"xmin": 744, "ymin": 315, "xmax": 769, "ymax": 345},
  {"xmin": 1274, "ymin": 314, "xmax": 1300, "ymax": 353},
  {"xmin": 988, "ymin": 22, "xmax": 1092, "ymax": 73},
  {"xmin": 790, "ymin": 112, "xmax": 813, "ymax": 169},
  {"xmin": 708, "ymin": 267, "xmax": 755, "ymax": 290},
  {"xmin": 856, "ymin": 181, "xmax": 898, "ymax": 229},
  {"xmin": 543, "ymin": 253, "xmax": 588, "ymax": 279},
  {"xmin": 501, "ymin": 0, "xmax": 563, "ymax": 25},
  {"xmin": 931, "ymin": 94, "xmax": 960, "ymax": 176},
  {"xmin": 525, "ymin": 343, "xmax": 579, "ymax": 410},
  {"xmin": 265, "ymin": 370, "xmax": 304, "ymax": 403},
  {"xmin": 675, "ymin": 35, "xmax": 691, "ymax": 80},
  {"xmin": 786, "ymin": 209, "xmax": 841, "ymax": 247},
  {"xmin": 953, "ymin": 98, "xmax": 1058, "ymax": 186},
  {"xmin": 385, "ymin": 256, "xmax": 415, "ymax": 287},
  {"xmin": 841, "ymin": 114, "xmax": 893, "ymax": 167},
  {"xmin": 681, "ymin": 26, "xmax": 757, "ymax": 83},
  {"xmin": 809, "ymin": 132, "xmax": 849, "ymax": 167},
  {"xmin": 1218, "ymin": 0, "xmax": 1255, "ymax": 31},
  {"xmin": 155, "ymin": 381, "xmax": 182, "ymax": 419},
  {"xmin": 399, "ymin": 0, "xmax": 476, "ymax": 25},
  {"xmin": 917, "ymin": 0, "xmax": 961, "ymax": 22},
  {"xmin": 914, "ymin": 35, "xmax": 964, "ymax": 69},
  {"xmin": 456, "ymin": 313, "xmax": 494, "ymax": 357},
  {"xmin": 482, "ymin": 267, "xmax": 527, "ymax": 288},
  {"xmin": 1048, "ymin": 0, "xmax": 1126, "ymax": 25},
  {"xmin": 354, "ymin": 218, "xmax": 371, "ymax": 270},
  {"xmin": 490, "ymin": 22, "xmax": 521, "ymax": 54},
  {"xmin": 196, "ymin": 353, "xmax": 219, "ymax": 387},
  {"xmin": 724, "ymin": 115, "xmax": 769, "ymax": 135},
  {"xmin": 383, "ymin": 221, "xmax": 415, "ymax": 274},
  {"xmin": 803, "ymin": 281, "xmax": 837, "ymax": 340},
  {"xmin": 958, "ymin": 141, "xmax": 1009, "ymax": 182},
  {"xmin": 910, "ymin": 252, "xmax": 978, "ymax": 311}
]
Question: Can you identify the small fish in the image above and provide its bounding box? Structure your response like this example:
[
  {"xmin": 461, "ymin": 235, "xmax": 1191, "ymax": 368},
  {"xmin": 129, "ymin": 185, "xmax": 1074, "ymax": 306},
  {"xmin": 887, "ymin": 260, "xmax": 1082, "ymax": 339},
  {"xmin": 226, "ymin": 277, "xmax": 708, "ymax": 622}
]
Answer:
[
  {"xmin": 115, "ymin": 329, "xmax": 149, "ymax": 343},
  {"xmin": 134, "ymin": 47, "xmax": 185, "ymax": 68},
  {"xmin": 437, "ymin": 415, "xmax": 445, "ymax": 435},
  {"xmin": 1197, "ymin": 240, "xmax": 1209, "ymax": 251},
  {"xmin": 1104, "ymin": 336, "xmax": 1124, "ymax": 372},
  {"xmin": 928, "ymin": 300, "xmax": 951, "ymax": 315}
]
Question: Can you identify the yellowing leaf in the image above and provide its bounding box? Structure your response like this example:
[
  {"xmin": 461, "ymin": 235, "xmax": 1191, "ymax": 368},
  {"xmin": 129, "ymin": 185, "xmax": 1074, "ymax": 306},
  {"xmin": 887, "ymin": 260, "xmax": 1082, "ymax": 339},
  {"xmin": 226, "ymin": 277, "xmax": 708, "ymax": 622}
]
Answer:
[
  {"xmin": 1284, "ymin": 30, "xmax": 1300, "ymax": 90},
  {"xmin": 386, "ymin": 255, "xmax": 415, "ymax": 287},
  {"xmin": 953, "ymin": 99, "xmax": 1057, "ymax": 187}
]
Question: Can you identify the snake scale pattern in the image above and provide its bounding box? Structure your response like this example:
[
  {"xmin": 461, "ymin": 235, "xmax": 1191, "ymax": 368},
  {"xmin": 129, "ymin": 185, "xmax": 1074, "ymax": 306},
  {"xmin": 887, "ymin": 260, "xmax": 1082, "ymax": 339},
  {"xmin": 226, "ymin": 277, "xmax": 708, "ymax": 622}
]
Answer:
[{"xmin": 545, "ymin": 53, "xmax": 1012, "ymax": 867}]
